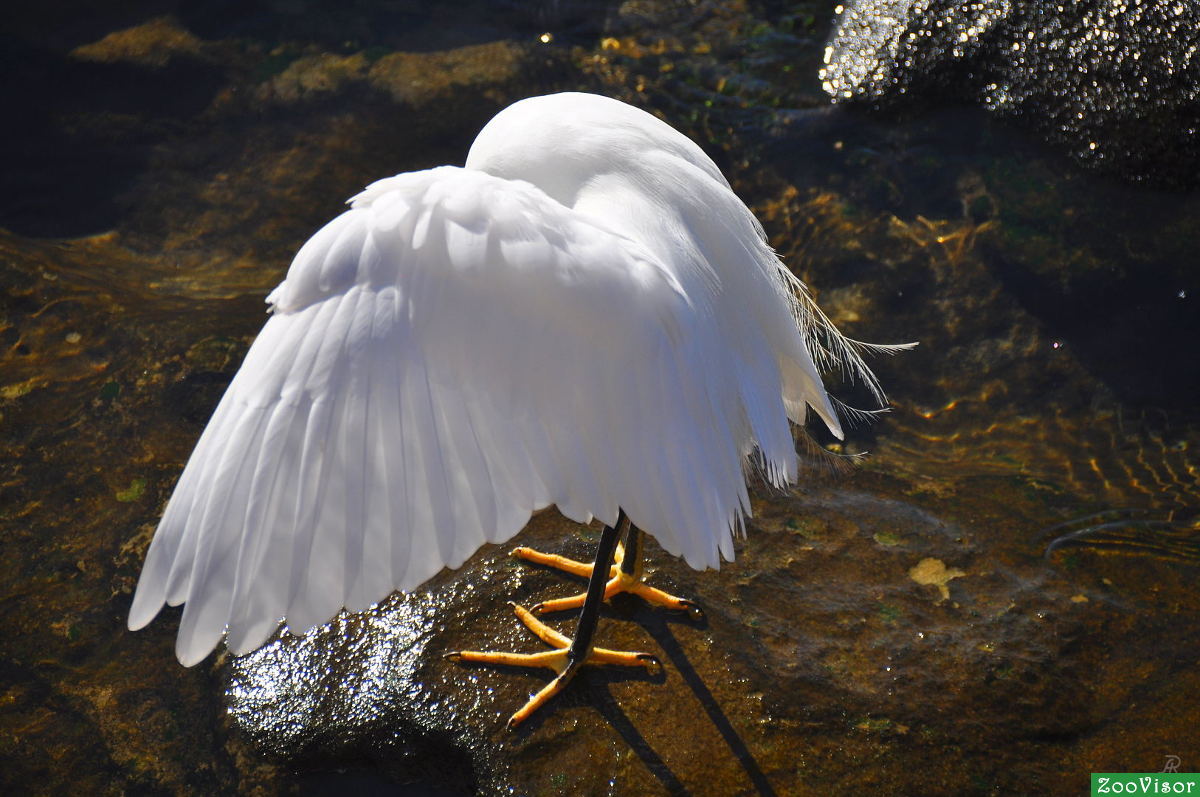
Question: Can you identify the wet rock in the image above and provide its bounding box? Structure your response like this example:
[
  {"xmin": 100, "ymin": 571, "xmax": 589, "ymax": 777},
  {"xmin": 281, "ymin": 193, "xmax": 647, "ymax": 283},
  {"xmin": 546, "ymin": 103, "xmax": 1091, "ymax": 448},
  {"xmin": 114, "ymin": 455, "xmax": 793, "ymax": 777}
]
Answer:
[
  {"xmin": 4, "ymin": 0, "xmax": 1200, "ymax": 794},
  {"xmin": 222, "ymin": 484, "xmax": 1200, "ymax": 795},
  {"xmin": 821, "ymin": 0, "xmax": 1200, "ymax": 187}
]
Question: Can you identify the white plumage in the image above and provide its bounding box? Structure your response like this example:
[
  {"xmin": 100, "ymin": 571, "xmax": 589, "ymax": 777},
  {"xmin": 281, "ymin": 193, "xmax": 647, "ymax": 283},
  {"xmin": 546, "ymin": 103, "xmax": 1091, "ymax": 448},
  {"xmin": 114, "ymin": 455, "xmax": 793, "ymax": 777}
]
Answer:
[{"xmin": 129, "ymin": 92, "xmax": 884, "ymax": 667}]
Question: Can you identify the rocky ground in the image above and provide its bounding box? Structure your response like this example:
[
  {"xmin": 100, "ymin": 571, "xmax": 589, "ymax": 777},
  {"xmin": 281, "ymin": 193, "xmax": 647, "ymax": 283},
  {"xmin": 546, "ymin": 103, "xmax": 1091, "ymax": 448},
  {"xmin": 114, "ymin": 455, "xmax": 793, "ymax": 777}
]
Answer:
[{"xmin": 3, "ymin": 1, "xmax": 1199, "ymax": 794}]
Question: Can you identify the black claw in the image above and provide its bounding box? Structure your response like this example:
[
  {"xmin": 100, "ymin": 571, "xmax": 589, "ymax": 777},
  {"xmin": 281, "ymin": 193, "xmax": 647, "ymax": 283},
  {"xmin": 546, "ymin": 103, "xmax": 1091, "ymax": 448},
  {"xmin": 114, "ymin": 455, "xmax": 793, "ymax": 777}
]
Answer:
[
  {"xmin": 637, "ymin": 653, "xmax": 664, "ymax": 673},
  {"xmin": 443, "ymin": 652, "xmax": 462, "ymax": 661},
  {"xmin": 679, "ymin": 599, "xmax": 705, "ymax": 620}
]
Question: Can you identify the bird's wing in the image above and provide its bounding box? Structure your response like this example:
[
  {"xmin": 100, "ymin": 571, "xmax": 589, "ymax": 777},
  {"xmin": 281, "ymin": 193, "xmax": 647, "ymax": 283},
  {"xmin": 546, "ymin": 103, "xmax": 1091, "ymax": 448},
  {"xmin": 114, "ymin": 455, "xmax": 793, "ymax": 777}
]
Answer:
[{"xmin": 129, "ymin": 166, "xmax": 763, "ymax": 666}]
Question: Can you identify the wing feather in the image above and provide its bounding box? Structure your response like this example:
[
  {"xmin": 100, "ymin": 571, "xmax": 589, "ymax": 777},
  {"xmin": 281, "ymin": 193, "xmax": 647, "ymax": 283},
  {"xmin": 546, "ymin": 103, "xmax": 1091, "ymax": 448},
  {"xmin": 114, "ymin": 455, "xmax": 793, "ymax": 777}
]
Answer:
[
  {"xmin": 176, "ymin": 405, "xmax": 271, "ymax": 663},
  {"xmin": 343, "ymin": 290, "xmax": 398, "ymax": 612},
  {"xmin": 225, "ymin": 297, "xmax": 342, "ymax": 650},
  {"xmin": 132, "ymin": 164, "xmax": 828, "ymax": 663},
  {"xmin": 162, "ymin": 393, "xmax": 246, "ymax": 606}
]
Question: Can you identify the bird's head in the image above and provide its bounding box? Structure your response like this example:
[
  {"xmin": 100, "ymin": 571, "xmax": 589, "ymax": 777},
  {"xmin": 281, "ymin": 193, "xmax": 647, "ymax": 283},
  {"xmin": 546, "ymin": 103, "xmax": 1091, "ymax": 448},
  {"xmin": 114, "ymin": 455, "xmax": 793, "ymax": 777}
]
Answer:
[{"xmin": 465, "ymin": 92, "xmax": 728, "ymax": 210}]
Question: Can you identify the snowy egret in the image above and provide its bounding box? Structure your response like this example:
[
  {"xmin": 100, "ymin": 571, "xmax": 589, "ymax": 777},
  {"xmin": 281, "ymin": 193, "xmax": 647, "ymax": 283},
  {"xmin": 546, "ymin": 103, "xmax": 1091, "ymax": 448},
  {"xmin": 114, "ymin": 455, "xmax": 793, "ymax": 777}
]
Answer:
[{"xmin": 129, "ymin": 92, "xmax": 896, "ymax": 728}]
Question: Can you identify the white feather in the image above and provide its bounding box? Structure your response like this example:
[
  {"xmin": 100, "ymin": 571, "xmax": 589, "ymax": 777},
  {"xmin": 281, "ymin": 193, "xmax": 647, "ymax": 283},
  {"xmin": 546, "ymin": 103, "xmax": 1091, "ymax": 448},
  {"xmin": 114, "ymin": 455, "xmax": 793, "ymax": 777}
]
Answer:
[{"xmin": 130, "ymin": 92, "xmax": 881, "ymax": 665}]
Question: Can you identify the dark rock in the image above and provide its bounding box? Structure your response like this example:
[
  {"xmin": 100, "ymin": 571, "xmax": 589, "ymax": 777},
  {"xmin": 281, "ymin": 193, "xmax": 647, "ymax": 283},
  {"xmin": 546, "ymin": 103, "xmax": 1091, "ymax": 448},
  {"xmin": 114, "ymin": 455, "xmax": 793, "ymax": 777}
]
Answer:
[{"xmin": 821, "ymin": 0, "xmax": 1200, "ymax": 187}]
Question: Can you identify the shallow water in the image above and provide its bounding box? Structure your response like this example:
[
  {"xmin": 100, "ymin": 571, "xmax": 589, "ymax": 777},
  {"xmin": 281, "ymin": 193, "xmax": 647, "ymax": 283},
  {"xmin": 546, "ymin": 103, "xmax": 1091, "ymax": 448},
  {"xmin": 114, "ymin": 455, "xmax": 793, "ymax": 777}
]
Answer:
[{"xmin": 3, "ymin": 1, "xmax": 1199, "ymax": 794}]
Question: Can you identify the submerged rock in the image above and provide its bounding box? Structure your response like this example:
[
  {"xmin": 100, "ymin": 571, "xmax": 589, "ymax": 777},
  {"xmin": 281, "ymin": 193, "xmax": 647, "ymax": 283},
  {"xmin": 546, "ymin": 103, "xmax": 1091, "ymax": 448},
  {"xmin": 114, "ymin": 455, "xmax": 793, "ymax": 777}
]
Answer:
[
  {"xmin": 821, "ymin": 0, "xmax": 1200, "ymax": 187},
  {"xmin": 69, "ymin": 17, "xmax": 210, "ymax": 68}
]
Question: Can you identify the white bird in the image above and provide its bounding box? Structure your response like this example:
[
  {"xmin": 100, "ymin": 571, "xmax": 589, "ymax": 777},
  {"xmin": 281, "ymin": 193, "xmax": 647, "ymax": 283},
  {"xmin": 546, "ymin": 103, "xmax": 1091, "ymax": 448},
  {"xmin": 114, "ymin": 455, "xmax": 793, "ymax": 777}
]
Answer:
[{"xmin": 129, "ymin": 91, "xmax": 895, "ymax": 728}]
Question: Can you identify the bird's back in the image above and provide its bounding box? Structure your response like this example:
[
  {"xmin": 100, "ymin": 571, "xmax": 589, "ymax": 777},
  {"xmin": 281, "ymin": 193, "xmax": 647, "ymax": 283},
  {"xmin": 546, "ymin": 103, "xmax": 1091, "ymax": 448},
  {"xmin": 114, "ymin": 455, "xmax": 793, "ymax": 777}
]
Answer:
[
  {"xmin": 469, "ymin": 93, "xmax": 847, "ymax": 462},
  {"xmin": 129, "ymin": 92, "xmax": 883, "ymax": 667}
]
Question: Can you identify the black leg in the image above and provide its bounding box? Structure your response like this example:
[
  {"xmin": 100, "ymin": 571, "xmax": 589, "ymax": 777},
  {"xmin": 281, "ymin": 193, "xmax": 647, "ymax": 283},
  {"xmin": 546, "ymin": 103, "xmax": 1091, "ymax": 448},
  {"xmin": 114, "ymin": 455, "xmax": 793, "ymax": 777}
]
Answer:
[
  {"xmin": 620, "ymin": 522, "xmax": 642, "ymax": 579},
  {"xmin": 566, "ymin": 510, "xmax": 628, "ymax": 668},
  {"xmin": 449, "ymin": 508, "xmax": 678, "ymax": 728}
]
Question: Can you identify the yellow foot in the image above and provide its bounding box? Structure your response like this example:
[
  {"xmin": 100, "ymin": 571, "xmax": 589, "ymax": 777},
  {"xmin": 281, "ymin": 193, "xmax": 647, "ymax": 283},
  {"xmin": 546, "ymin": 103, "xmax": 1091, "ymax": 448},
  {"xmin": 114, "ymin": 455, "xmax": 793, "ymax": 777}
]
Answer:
[
  {"xmin": 511, "ymin": 543, "xmax": 703, "ymax": 619},
  {"xmin": 444, "ymin": 603, "xmax": 658, "ymax": 728}
]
